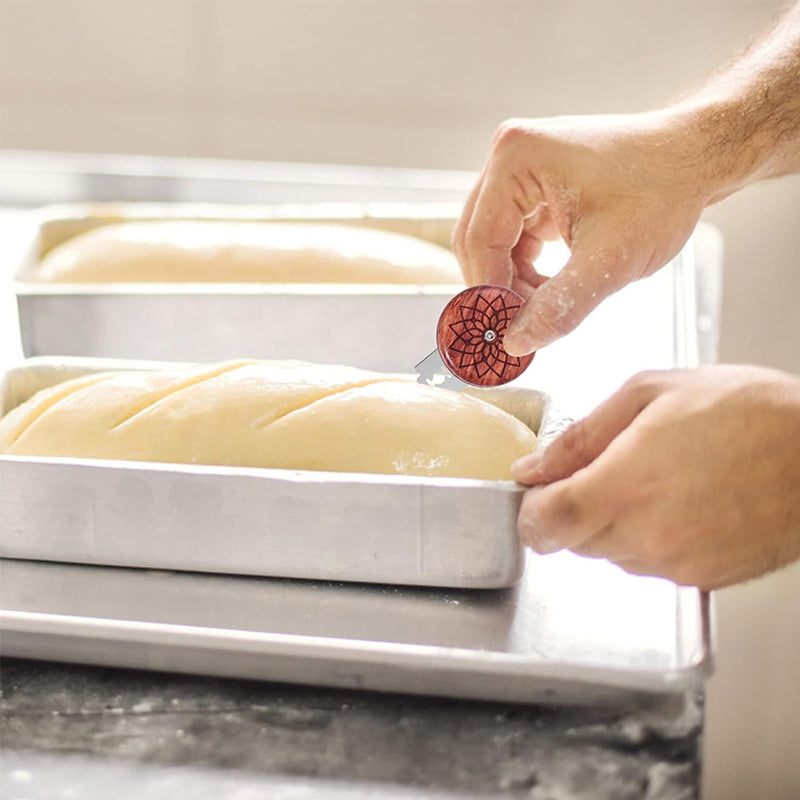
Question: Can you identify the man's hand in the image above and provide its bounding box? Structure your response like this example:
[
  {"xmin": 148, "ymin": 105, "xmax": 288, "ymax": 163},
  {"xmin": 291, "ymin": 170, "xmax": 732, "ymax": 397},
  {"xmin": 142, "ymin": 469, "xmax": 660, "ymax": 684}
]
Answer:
[
  {"xmin": 452, "ymin": 4, "xmax": 800, "ymax": 356},
  {"xmin": 512, "ymin": 366, "xmax": 800, "ymax": 589},
  {"xmin": 451, "ymin": 112, "xmax": 711, "ymax": 356}
]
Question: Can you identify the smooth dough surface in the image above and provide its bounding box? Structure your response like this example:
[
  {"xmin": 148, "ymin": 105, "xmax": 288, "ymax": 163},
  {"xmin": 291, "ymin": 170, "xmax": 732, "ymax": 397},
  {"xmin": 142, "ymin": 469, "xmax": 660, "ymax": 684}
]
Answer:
[
  {"xmin": 0, "ymin": 361, "xmax": 536, "ymax": 480},
  {"xmin": 34, "ymin": 221, "xmax": 463, "ymax": 284}
]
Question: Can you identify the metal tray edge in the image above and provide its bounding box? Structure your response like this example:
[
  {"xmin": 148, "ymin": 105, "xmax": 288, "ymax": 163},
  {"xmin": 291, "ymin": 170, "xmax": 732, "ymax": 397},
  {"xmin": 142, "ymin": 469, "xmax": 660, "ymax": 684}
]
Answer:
[{"xmin": 0, "ymin": 608, "xmax": 707, "ymax": 704}]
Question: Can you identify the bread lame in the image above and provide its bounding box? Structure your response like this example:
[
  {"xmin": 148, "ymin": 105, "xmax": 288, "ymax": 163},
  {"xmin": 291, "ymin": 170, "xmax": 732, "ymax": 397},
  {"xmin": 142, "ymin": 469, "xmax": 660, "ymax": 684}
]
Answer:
[{"xmin": 415, "ymin": 285, "xmax": 535, "ymax": 390}]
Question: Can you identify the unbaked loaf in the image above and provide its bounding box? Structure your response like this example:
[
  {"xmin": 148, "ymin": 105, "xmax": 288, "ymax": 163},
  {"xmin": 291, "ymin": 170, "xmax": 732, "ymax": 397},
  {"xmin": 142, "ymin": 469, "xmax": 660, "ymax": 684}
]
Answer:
[
  {"xmin": 0, "ymin": 361, "xmax": 536, "ymax": 480},
  {"xmin": 34, "ymin": 221, "xmax": 463, "ymax": 284}
]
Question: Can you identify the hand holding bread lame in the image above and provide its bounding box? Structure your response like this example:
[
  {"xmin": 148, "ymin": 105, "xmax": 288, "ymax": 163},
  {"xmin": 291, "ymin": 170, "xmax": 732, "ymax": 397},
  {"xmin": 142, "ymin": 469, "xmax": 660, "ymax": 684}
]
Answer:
[{"xmin": 415, "ymin": 285, "xmax": 535, "ymax": 390}]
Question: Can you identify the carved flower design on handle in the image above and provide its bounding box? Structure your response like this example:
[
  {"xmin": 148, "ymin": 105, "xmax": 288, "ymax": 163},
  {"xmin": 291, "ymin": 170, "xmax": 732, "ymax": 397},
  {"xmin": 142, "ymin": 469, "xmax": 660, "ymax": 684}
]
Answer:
[{"xmin": 437, "ymin": 285, "xmax": 534, "ymax": 387}]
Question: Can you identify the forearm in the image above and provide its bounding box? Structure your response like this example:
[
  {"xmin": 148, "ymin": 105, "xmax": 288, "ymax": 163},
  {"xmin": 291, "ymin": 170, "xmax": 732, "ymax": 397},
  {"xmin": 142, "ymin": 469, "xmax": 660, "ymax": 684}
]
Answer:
[{"xmin": 667, "ymin": 2, "xmax": 800, "ymax": 202}]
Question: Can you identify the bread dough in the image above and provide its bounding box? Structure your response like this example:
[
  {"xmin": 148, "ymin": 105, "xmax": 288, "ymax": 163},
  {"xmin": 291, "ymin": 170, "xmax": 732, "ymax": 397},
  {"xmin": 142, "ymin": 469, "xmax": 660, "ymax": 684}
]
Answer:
[
  {"xmin": 34, "ymin": 221, "xmax": 463, "ymax": 284},
  {"xmin": 0, "ymin": 361, "xmax": 536, "ymax": 480}
]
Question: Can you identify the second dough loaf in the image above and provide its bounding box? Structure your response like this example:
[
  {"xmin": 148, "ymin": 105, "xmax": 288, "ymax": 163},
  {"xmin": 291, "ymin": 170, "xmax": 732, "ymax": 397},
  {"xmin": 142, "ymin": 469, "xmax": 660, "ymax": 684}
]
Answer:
[
  {"xmin": 0, "ymin": 361, "xmax": 536, "ymax": 480},
  {"xmin": 34, "ymin": 220, "xmax": 463, "ymax": 284}
]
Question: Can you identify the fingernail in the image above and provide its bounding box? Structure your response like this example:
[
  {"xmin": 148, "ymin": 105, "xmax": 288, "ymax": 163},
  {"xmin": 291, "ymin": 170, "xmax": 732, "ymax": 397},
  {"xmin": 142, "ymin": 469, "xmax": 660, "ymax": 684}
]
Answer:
[{"xmin": 511, "ymin": 451, "xmax": 542, "ymax": 481}]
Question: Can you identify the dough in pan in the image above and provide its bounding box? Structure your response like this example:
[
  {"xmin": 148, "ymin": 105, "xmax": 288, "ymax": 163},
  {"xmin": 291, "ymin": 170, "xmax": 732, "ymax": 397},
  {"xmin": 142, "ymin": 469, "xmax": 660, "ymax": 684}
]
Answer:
[
  {"xmin": 0, "ymin": 361, "xmax": 536, "ymax": 480},
  {"xmin": 34, "ymin": 221, "xmax": 463, "ymax": 284}
]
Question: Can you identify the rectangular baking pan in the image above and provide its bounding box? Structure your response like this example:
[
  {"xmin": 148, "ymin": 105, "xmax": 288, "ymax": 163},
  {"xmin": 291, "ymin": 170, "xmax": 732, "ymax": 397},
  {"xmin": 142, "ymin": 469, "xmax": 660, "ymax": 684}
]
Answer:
[
  {"xmin": 0, "ymin": 356, "xmax": 562, "ymax": 589},
  {"xmin": 14, "ymin": 202, "xmax": 464, "ymax": 370}
]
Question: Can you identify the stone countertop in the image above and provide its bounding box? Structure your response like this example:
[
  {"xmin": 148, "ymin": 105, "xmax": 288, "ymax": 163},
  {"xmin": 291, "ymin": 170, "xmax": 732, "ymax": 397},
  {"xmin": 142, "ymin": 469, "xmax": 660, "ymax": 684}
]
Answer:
[{"xmin": 1, "ymin": 658, "xmax": 702, "ymax": 799}]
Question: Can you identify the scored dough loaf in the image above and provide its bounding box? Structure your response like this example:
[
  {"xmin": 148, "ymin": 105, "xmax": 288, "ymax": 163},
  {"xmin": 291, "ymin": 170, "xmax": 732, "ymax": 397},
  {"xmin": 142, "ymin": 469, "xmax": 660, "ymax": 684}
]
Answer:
[
  {"xmin": 0, "ymin": 361, "xmax": 536, "ymax": 480},
  {"xmin": 34, "ymin": 220, "xmax": 463, "ymax": 284}
]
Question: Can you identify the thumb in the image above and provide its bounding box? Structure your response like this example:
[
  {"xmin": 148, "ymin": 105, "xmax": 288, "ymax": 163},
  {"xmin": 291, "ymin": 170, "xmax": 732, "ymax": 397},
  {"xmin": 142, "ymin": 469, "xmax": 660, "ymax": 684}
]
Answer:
[{"xmin": 503, "ymin": 248, "xmax": 625, "ymax": 355}]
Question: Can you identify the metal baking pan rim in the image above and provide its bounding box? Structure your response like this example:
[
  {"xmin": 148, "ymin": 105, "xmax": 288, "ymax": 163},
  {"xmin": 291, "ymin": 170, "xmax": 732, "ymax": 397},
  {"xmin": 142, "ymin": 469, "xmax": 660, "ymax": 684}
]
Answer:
[
  {"xmin": 0, "ymin": 452, "xmax": 526, "ymax": 493},
  {"xmin": 24, "ymin": 200, "xmax": 465, "ymax": 224},
  {"xmin": 14, "ymin": 281, "xmax": 463, "ymax": 297},
  {"xmin": 0, "ymin": 607, "xmax": 710, "ymax": 694}
]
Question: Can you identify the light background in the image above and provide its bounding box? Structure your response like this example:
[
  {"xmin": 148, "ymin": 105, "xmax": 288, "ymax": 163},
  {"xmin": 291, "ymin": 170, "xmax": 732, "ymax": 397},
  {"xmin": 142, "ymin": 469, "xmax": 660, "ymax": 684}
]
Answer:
[{"xmin": 1, "ymin": 2, "xmax": 799, "ymax": 798}]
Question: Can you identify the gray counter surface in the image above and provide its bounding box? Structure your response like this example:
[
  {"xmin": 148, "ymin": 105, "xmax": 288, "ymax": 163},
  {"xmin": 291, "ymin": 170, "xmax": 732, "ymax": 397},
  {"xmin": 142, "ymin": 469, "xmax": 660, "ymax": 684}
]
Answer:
[{"xmin": 1, "ymin": 658, "xmax": 702, "ymax": 799}]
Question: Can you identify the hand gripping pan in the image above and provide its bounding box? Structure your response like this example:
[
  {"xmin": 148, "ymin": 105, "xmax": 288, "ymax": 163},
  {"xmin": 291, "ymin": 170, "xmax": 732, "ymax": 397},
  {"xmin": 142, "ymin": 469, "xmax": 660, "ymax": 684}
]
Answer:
[{"xmin": 415, "ymin": 285, "xmax": 535, "ymax": 390}]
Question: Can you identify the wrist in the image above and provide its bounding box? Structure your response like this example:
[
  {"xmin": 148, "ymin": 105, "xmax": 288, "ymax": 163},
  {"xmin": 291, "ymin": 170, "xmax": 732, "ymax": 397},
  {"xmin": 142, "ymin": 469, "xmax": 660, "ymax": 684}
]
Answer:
[{"xmin": 649, "ymin": 101, "xmax": 769, "ymax": 207}]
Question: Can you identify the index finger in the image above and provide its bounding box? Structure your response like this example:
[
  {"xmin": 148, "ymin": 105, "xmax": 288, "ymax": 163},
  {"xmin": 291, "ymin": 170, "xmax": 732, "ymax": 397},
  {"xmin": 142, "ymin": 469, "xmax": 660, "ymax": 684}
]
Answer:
[
  {"xmin": 451, "ymin": 176, "xmax": 484, "ymax": 285},
  {"xmin": 517, "ymin": 414, "xmax": 642, "ymax": 554},
  {"xmin": 512, "ymin": 370, "xmax": 664, "ymax": 485},
  {"xmin": 461, "ymin": 161, "xmax": 545, "ymax": 288}
]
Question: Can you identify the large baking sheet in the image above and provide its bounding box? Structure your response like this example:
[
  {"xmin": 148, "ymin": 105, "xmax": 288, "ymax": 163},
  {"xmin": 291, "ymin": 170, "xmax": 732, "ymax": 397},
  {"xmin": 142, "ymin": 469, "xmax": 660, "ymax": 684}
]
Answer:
[
  {"xmin": 15, "ymin": 203, "xmax": 466, "ymax": 370},
  {"xmin": 0, "ymin": 554, "xmax": 711, "ymax": 705},
  {"xmin": 0, "ymin": 357, "xmax": 562, "ymax": 589}
]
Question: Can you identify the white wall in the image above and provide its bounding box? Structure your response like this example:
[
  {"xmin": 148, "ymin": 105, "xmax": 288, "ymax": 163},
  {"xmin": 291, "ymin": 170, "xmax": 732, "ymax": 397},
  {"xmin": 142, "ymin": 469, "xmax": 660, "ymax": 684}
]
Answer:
[{"xmin": 1, "ymin": 2, "xmax": 799, "ymax": 797}]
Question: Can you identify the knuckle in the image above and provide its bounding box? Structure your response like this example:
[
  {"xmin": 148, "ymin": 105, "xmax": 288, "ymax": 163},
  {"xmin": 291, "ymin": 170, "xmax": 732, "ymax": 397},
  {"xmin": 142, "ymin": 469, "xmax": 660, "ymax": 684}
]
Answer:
[
  {"xmin": 492, "ymin": 119, "xmax": 527, "ymax": 151},
  {"xmin": 540, "ymin": 484, "xmax": 583, "ymax": 530},
  {"xmin": 623, "ymin": 369, "xmax": 668, "ymax": 399},
  {"xmin": 462, "ymin": 224, "xmax": 487, "ymax": 256},
  {"xmin": 539, "ymin": 421, "xmax": 591, "ymax": 479},
  {"xmin": 556, "ymin": 420, "xmax": 590, "ymax": 461}
]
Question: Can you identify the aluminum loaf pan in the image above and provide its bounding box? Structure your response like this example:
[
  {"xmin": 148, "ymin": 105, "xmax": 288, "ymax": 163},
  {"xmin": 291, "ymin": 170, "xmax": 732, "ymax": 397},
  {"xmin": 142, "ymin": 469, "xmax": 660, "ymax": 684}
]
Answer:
[
  {"xmin": 0, "ymin": 356, "xmax": 562, "ymax": 589},
  {"xmin": 15, "ymin": 202, "xmax": 464, "ymax": 369}
]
